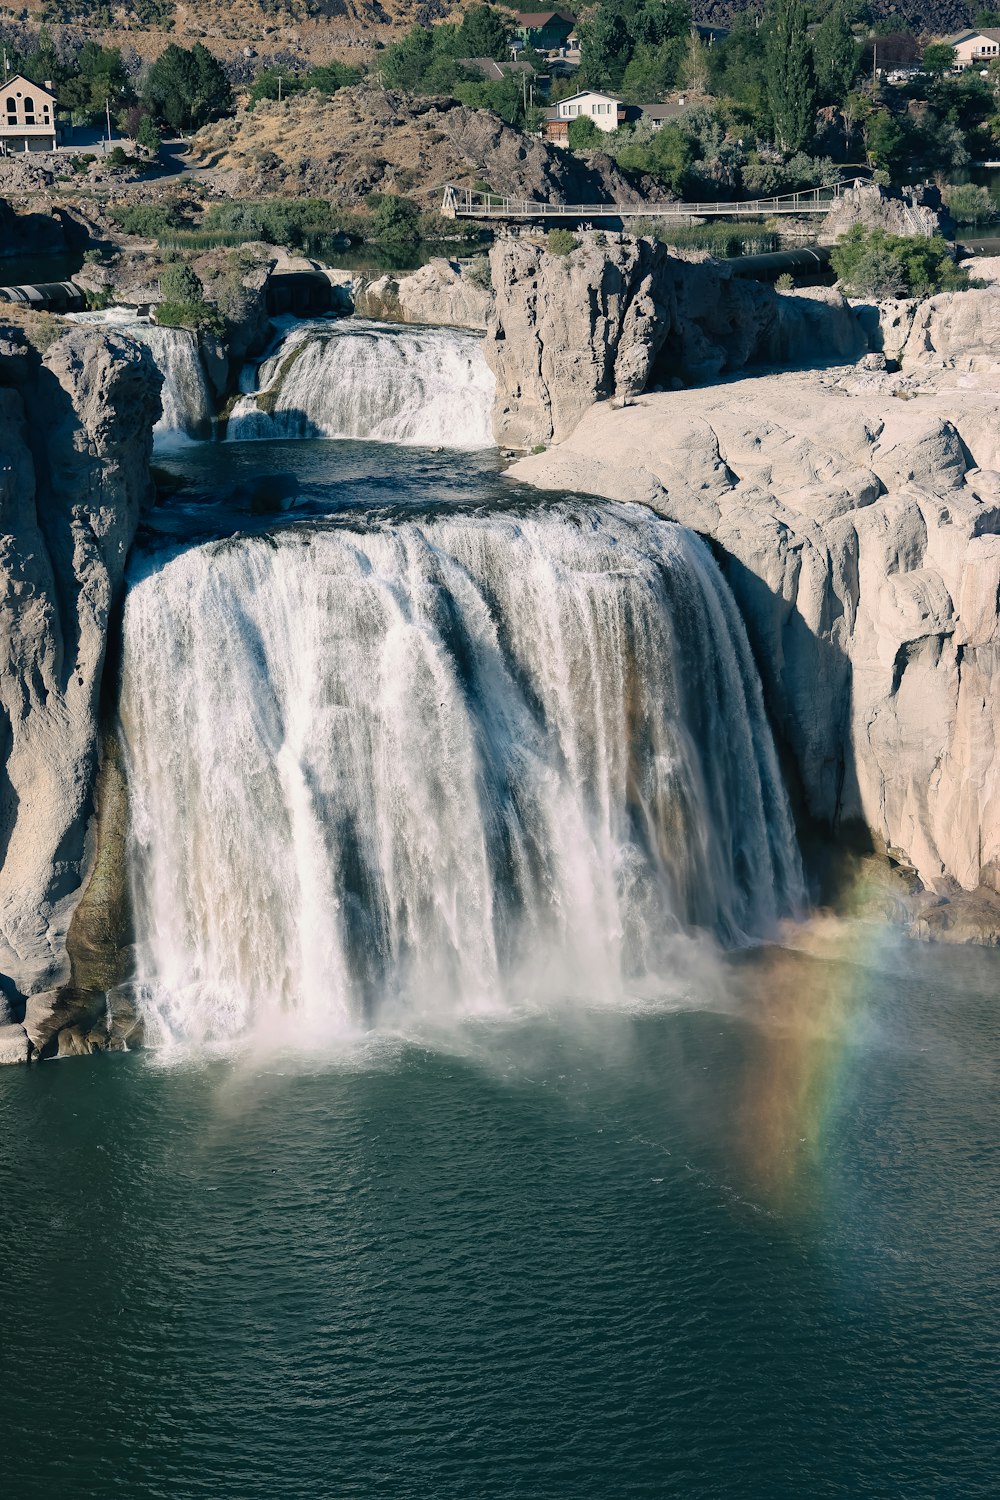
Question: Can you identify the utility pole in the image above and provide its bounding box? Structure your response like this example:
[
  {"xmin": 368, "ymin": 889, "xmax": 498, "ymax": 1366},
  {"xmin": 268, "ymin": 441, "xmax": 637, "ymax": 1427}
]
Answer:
[
  {"xmin": 278, "ymin": 74, "xmax": 283, "ymax": 103},
  {"xmin": 106, "ymin": 96, "xmax": 112, "ymax": 152}
]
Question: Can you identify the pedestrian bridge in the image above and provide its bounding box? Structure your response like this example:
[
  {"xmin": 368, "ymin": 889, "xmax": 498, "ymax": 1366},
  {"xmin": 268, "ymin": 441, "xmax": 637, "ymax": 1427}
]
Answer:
[{"xmin": 440, "ymin": 177, "xmax": 870, "ymax": 222}]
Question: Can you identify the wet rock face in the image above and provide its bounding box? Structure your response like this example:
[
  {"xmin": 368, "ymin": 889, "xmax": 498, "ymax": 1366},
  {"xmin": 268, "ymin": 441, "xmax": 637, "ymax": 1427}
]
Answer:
[
  {"xmin": 0, "ymin": 325, "xmax": 161, "ymax": 1008},
  {"xmin": 484, "ymin": 233, "xmax": 866, "ymax": 448}
]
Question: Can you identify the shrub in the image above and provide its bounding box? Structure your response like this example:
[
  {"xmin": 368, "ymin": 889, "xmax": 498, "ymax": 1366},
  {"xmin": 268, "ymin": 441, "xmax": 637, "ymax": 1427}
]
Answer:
[
  {"xmin": 943, "ymin": 183, "xmax": 996, "ymax": 226},
  {"xmin": 368, "ymin": 194, "xmax": 422, "ymax": 244},
  {"xmin": 112, "ymin": 202, "xmax": 183, "ymax": 236},
  {"xmin": 832, "ymin": 226, "xmax": 968, "ymax": 298},
  {"xmin": 567, "ymin": 116, "xmax": 601, "ymax": 151},
  {"xmin": 775, "ymin": 271, "xmax": 794, "ymax": 290},
  {"xmin": 464, "ymin": 255, "xmax": 493, "ymax": 290},
  {"xmin": 155, "ymin": 300, "xmax": 223, "ymax": 333},
  {"xmin": 159, "ymin": 262, "xmax": 204, "ymax": 303},
  {"xmin": 546, "ymin": 228, "xmax": 579, "ymax": 256}
]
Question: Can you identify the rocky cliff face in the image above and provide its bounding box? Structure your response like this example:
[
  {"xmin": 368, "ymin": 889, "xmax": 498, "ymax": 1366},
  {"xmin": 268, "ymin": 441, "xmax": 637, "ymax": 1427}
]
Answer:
[
  {"xmin": 509, "ymin": 362, "xmax": 1000, "ymax": 933},
  {"xmin": 819, "ymin": 182, "xmax": 949, "ymax": 244},
  {"xmin": 0, "ymin": 325, "xmax": 162, "ymax": 1026},
  {"xmin": 485, "ymin": 233, "xmax": 866, "ymax": 449}
]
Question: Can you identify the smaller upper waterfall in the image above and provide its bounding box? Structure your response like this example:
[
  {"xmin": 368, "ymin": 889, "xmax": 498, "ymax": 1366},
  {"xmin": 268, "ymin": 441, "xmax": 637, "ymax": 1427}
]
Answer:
[
  {"xmin": 69, "ymin": 308, "xmax": 215, "ymax": 446},
  {"xmin": 227, "ymin": 318, "xmax": 496, "ymax": 449}
]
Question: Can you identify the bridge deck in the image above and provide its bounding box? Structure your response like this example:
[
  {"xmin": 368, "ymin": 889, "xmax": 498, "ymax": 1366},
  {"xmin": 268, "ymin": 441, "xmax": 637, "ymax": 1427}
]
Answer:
[{"xmin": 441, "ymin": 179, "xmax": 868, "ymax": 223}]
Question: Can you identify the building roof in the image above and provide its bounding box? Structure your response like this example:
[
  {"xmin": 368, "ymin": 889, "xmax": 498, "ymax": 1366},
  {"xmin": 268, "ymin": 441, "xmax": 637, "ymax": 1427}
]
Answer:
[
  {"xmin": 1, "ymin": 75, "xmax": 57, "ymax": 101},
  {"xmin": 550, "ymin": 89, "xmax": 622, "ymax": 105},
  {"xmin": 637, "ymin": 102, "xmax": 689, "ymax": 120},
  {"xmin": 514, "ymin": 11, "xmax": 576, "ymax": 29},
  {"xmin": 459, "ymin": 58, "xmax": 537, "ymax": 81},
  {"xmin": 944, "ymin": 28, "xmax": 1000, "ymax": 44}
]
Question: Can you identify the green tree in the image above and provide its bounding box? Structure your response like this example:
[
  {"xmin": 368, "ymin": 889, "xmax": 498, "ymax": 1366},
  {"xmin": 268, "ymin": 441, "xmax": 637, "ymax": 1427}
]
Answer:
[
  {"xmin": 812, "ymin": 4, "xmax": 859, "ymax": 106},
  {"xmin": 922, "ymin": 43, "xmax": 956, "ymax": 78},
  {"xmin": 681, "ymin": 30, "xmax": 710, "ymax": 94},
  {"xmin": 457, "ymin": 5, "xmax": 510, "ymax": 61},
  {"xmin": 764, "ymin": 0, "xmax": 815, "ymax": 152},
  {"xmin": 143, "ymin": 43, "xmax": 233, "ymax": 132},
  {"xmin": 380, "ymin": 26, "xmax": 436, "ymax": 91},
  {"xmin": 136, "ymin": 114, "xmax": 162, "ymax": 157},
  {"xmin": 368, "ymin": 193, "xmax": 421, "ymax": 242},
  {"xmin": 568, "ymin": 115, "xmax": 602, "ymax": 149},
  {"xmin": 620, "ymin": 39, "xmax": 685, "ymax": 102}
]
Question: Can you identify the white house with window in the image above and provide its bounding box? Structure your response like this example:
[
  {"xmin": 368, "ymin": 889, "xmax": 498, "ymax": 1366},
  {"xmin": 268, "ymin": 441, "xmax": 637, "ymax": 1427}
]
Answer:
[
  {"xmin": 943, "ymin": 29, "xmax": 1000, "ymax": 70},
  {"xmin": 543, "ymin": 90, "xmax": 624, "ymax": 143},
  {"xmin": 1, "ymin": 76, "xmax": 58, "ymax": 153}
]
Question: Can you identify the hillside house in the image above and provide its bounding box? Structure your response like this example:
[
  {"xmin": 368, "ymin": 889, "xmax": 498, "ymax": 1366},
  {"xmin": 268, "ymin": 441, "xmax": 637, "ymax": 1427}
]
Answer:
[
  {"xmin": 1, "ymin": 76, "xmax": 58, "ymax": 153},
  {"xmin": 942, "ymin": 29, "xmax": 1000, "ymax": 69},
  {"xmin": 514, "ymin": 11, "xmax": 576, "ymax": 53},
  {"xmin": 543, "ymin": 90, "xmax": 624, "ymax": 143}
]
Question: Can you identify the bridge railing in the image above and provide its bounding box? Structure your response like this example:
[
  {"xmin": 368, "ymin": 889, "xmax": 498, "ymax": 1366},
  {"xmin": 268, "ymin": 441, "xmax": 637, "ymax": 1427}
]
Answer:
[{"xmin": 441, "ymin": 178, "xmax": 869, "ymax": 221}]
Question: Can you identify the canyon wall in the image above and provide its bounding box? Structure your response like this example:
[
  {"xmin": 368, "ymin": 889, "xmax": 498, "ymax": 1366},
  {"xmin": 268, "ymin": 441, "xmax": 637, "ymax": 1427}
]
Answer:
[
  {"xmin": 500, "ymin": 238, "xmax": 1000, "ymax": 925},
  {"xmin": 0, "ymin": 324, "xmax": 161, "ymax": 1023},
  {"xmin": 485, "ymin": 234, "xmax": 865, "ymax": 448}
]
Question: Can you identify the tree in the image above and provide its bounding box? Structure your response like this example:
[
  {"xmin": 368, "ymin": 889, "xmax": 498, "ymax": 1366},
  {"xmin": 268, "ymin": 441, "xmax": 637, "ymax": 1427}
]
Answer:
[
  {"xmin": 380, "ymin": 26, "xmax": 435, "ymax": 91},
  {"xmin": 922, "ymin": 43, "xmax": 956, "ymax": 78},
  {"xmin": 620, "ymin": 40, "xmax": 685, "ymax": 103},
  {"xmin": 813, "ymin": 4, "xmax": 859, "ymax": 105},
  {"xmin": 136, "ymin": 114, "xmax": 162, "ymax": 157},
  {"xmin": 763, "ymin": 0, "xmax": 816, "ymax": 152},
  {"xmin": 368, "ymin": 193, "xmax": 421, "ymax": 242},
  {"xmin": 568, "ymin": 115, "xmax": 601, "ymax": 149},
  {"xmin": 457, "ymin": 5, "xmax": 510, "ymax": 61},
  {"xmin": 681, "ymin": 30, "xmax": 710, "ymax": 94},
  {"xmin": 143, "ymin": 43, "xmax": 234, "ymax": 132}
]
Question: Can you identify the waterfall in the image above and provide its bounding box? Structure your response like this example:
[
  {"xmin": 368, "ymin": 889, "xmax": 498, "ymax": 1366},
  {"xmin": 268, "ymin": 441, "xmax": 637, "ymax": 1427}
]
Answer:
[
  {"xmin": 68, "ymin": 308, "xmax": 214, "ymax": 445},
  {"xmin": 120, "ymin": 503, "xmax": 803, "ymax": 1046},
  {"xmin": 226, "ymin": 319, "xmax": 496, "ymax": 449}
]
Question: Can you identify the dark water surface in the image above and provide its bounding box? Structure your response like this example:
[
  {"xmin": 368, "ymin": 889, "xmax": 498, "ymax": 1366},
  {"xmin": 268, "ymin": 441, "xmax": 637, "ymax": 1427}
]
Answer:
[{"xmin": 1, "ymin": 937, "xmax": 997, "ymax": 1499}]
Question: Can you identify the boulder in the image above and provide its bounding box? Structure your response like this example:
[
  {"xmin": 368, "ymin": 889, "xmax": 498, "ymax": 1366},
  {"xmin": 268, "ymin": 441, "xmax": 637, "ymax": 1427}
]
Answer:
[
  {"xmin": 353, "ymin": 258, "xmax": 491, "ymax": 330},
  {"xmin": 0, "ymin": 1023, "xmax": 28, "ymax": 1064},
  {"xmin": 820, "ymin": 182, "xmax": 949, "ymax": 243}
]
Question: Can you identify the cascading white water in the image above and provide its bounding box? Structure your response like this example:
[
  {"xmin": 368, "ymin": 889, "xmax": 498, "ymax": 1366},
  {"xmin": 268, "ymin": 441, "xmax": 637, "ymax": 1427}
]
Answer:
[
  {"xmin": 120, "ymin": 503, "xmax": 803, "ymax": 1046},
  {"xmin": 226, "ymin": 319, "xmax": 496, "ymax": 449},
  {"xmin": 69, "ymin": 308, "xmax": 214, "ymax": 445}
]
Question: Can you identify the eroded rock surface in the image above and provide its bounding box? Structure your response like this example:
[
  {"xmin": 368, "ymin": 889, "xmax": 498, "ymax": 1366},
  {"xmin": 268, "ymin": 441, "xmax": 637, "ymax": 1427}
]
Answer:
[
  {"xmin": 509, "ymin": 366, "xmax": 1000, "ymax": 908},
  {"xmin": 485, "ymin": 233, "xmax": 865, "ymax": 448},
  {"xmin": 353, "ymin": 258, "xmax": 491, "ymax": 329},
  {"xmin": 0, "ymin": 325, "xmax": 161, "ymax": 1007}
]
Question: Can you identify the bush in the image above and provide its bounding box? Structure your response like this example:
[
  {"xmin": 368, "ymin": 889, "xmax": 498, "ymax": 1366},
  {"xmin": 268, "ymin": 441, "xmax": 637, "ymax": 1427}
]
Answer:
[
  {"xmin": 943, "ymin": 182, "xmax": 996, "ymax": 226},
  {"xmin": 368, "ymin": 194, "xmax": 422, "ymax": 243},
  {"xmin": 775, "ymin": 271, "xmax": 794, "ymax": 290},
  {"xmin": 832, "ymin": 226, "xmax": 969, "ymax": 298},
  {"xmin": 464, "ymin": 255, "xmax": 493, "ymax": 290},
  {"xmin": 112, "ymin": 202, "xmax": 184, "ymax": 236},
  {"xmin": 155, "ymin": 300, "xmax": 222, "ymax": 333},
  {"xmin": 567, "ymin": 116, "xmax": 601, "ymax": 151},
  {"xmin": 159, "ymin": 261, "xmax": 204, "ymax": 303},
  {"xmin": 546, "ymin": 228, "xmax": 580, "ymax": 256}
]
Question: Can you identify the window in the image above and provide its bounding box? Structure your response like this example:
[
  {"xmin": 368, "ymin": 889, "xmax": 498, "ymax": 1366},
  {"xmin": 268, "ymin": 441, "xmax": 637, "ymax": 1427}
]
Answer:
[
  {"xmin": 5, "ymin": 96, "xmax": 14, "ymax": 124},
  {"xmin": 23, "ymin": 95, "xmax": 34, "ymax": 124}
]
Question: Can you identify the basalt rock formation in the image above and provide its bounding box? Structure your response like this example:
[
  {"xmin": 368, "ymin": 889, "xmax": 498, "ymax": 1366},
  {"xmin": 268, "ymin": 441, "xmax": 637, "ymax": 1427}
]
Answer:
[
  {"xmin": 353, "ymin": 257, "xmax": 491, "ymax": 329},
  {"xmin": 509, "ymin": 344, "xmax": 1000, "ymax": 936},
  {"xmin": 485, "ymin": 232, "xmax": 866, "ymax": 449},
  {"xmin": 0, "ymin": 325, "xmax": 162, "ymax": 1046}
]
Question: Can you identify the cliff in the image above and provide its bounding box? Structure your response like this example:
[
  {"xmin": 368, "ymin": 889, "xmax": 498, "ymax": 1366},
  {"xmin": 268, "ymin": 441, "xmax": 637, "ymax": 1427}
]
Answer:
[
  {"xmin": 0, "ymin": 325, "xmax": 162, "ymax": 1040},
  {"xmin": 485, "ymin": 234, "xmax": 865, "ymax": 449},
  {"xmin": 509, "ymin": 367, "xmax": 1000, "ymax": 936}
]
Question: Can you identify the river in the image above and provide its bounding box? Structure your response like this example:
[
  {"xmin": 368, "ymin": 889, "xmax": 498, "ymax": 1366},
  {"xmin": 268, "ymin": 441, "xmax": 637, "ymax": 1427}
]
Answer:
[{"xmin": 1, "ymin": 330, "xmax": 997, "ymax": 1499}]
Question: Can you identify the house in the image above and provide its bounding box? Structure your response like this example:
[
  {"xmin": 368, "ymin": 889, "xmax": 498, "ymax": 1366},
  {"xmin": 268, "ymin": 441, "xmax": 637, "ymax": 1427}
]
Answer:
[
  {"xmin": 514, "ymin": 11, "xmax": 576, "ymax": 53},
  {"xmin": 1, "ymin": 76, "xmax": 58, "ymax": 153},
  {"xmin": 942, "ymin": 29, "xmax": 1000, "ymax": 69},
  {"xmin": 459, "ymin": 57, "xmax": 538, "ymax": 83},
  {"xmin": 543, "ymin": 89, "xmax": 624, "ymax": 143}
]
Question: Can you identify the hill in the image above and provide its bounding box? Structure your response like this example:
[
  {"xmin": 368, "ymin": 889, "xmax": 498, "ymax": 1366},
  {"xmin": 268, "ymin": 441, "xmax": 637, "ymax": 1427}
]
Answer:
[{"xmin": 191, "ymin": 83, "xmax": 670, "ymax": 204}]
